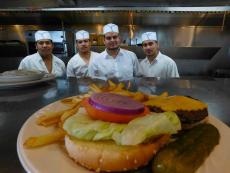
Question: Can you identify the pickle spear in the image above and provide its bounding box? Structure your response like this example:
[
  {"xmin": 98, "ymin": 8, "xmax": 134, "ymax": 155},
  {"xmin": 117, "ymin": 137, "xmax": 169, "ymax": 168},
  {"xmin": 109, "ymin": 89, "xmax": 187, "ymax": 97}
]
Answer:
[{"xmin": 152, "ymin": 123, "xmax": 220, "ymax": 173}]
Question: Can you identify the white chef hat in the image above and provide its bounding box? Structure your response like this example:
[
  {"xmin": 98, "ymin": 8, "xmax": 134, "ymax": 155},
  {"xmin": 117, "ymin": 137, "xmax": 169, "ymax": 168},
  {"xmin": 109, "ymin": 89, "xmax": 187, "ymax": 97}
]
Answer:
[
  {"xmin": 76, "ymin": 30, "xmax": 90, "ymax": 40},
  {"xmin": 141, "ymin": 32, "xmax": 157, "ymax": 42},
  {"xmin": 103, "ymin": 23, "xmax": 119, "ymax": 34},
  {"xmin": 35, "ymin": 30, "xmax": 52, "ymax": 42}
]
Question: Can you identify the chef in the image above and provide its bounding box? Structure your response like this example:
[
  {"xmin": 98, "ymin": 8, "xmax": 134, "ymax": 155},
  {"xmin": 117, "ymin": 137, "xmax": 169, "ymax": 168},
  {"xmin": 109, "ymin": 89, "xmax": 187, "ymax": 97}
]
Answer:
[
  {"xmin": 18, "ymin": 30, "xmax": 65, "ymax": 77},
  {"xmin": 140, "ymin": 32, "xmax": 179, "ymax": 78},
  {"xmin": 67, "ymin": 30, "xmax": 99, "ymax": 78},
  {"xmin": 88, "ymin": 23, "xmax": 141, "ymax": 81}
]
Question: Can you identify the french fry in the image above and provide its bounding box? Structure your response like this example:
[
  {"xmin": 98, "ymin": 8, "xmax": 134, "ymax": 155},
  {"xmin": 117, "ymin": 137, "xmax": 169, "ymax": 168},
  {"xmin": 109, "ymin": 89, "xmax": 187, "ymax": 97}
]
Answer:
[
  {"xmin": 105, "ymin": 80, "xmax": 117, "ymax": 91},
  {"xmin": 113, "ymin": 82, "xmax": 125, "ymax": 91},
  {"xmin": 132, "ymin": 91, "xmax": 146, "ymax": 102},
  {"xmin": 108, "ymin": 80, "xmax": 116, "ymax": 88},
  {"xmin": 60, "ymin": 98, "xmax": 74, "ymax": 105},
  {"xmin": 71, "ymin": 97, "xmax": 82, "ymax": 104},
  {"xmin": 160, "ymin": 91, "xmax": 169, "ymax": 97},
  {"xmin": 126, "ymin": 81, "xmax": 132, "ymax": 90},
  {"xmin": 24, "ymin": 129, "xmax": 66, "ymax": 148},
  {"xmin": 89, "ymin": 83, "xmax": 102, "ymax": 92},
  {"xmin": 37, "ymin": 102, "xmax": 79, "ymax": 127},
  {"xmin": 36, "ymin": 110, "xmax": 66, "ymax": 127},
  {"xmin": 60, "ymin": 104, "xmax": 81, "ymax": 126},
  {"xmin": 147, "ymin": 91, "xmax": 169, "ymax": 100},
  {"xmin": 81, "ymin": 93, "xmax": 91, "ymax": 98},
  {"xmin": 110, "ymin": 90, "xmax": 133, "ymax": 97}
]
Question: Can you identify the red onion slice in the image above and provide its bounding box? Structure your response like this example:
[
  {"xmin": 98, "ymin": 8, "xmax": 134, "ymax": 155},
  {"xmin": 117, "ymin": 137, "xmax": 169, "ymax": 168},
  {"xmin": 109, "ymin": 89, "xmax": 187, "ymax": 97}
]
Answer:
[{"xmin": 89, "ymin": 93, "xmax": 144, "ymax": 115}]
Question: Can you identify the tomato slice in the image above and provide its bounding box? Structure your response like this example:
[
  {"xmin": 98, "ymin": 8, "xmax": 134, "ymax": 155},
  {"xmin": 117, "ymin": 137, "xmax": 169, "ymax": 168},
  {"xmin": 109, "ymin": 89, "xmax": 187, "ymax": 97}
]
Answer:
[{"xmin": 81, "ymin": 98, "xmax": 150, "ymax": 123}]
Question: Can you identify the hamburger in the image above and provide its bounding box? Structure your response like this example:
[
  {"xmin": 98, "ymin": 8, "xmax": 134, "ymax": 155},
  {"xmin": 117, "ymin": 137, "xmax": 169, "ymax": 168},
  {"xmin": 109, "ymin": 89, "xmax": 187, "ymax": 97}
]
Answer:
[{"xmin": 63, "ymin": 92, "xmax": 181, "ymax": 172}]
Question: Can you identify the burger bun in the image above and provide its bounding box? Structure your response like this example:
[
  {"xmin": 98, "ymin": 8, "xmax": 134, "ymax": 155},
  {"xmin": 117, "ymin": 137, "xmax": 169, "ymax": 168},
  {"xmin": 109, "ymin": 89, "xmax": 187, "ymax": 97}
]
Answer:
[{"xmin": 65, "ymin": 135, "xmax": 170, "ymax": 172}]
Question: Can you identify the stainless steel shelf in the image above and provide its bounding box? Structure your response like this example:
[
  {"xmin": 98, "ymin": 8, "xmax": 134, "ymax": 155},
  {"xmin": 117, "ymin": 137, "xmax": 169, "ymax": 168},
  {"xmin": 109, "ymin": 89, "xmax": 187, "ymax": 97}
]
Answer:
[{"xmin": 1, "ymin": 6, "xmax": 230, "ymax": 13}]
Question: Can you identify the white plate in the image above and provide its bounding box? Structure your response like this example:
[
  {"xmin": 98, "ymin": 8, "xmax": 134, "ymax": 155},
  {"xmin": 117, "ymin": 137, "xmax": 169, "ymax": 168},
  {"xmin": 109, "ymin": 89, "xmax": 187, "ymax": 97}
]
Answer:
[
  {"xmin": 17, "ymin": 100, "xmax": 230, "ymax": 173},
  {"xmin": 0, "ymin": 74, "xmax": 55, "ymax": 89},
  {"xmin": 0, "ymin": 70, "xmax": 45, "ymax": 83}
]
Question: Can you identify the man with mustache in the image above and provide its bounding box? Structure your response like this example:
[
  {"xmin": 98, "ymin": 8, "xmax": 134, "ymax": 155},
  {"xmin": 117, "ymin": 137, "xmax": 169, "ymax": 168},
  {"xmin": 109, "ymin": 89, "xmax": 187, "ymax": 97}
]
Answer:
[
  {"xmin": 88, "ymin": 23, "xmax": 141, "ymax": 81},
  {"xmin": 140, "ymin": 32, "xmax": 179, "ymax": 78},
  {"xmin": 18, "ymin": 30, "xmax": 65, "ymax": 77},
  {"xmin": 67, "ymin": 30, "xmax": 99, "ymax": 78}
]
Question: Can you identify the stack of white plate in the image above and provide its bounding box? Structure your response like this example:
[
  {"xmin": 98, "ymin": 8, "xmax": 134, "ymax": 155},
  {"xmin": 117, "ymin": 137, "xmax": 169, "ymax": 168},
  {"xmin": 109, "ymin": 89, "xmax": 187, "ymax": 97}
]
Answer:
[{"xmin": 0, "ymin": 70, "xmax": 55, "ymax": 89}]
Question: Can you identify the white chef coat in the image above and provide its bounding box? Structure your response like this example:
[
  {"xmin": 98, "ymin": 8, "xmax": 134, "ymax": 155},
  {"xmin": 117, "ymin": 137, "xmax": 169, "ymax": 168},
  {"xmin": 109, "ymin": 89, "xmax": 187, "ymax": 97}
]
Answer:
[
  {"xmin": 88, "ymin": 48, "xmax": 141, "ymax": 81},
  {"xmin": 18, "ymin": 52, "xmax": 66, "ymax": 77},
  {"xmin": 140, "ymin": 52, "xmax": 179, "ymax": 78},
  {"xmin": 67, "ymin": 51, "xmax": 99, "ymax": 77}
]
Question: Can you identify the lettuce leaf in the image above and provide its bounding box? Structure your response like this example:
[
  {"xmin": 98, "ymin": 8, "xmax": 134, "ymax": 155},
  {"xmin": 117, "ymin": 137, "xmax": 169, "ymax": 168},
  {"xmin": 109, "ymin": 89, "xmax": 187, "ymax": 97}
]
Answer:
[
  {"xmin": 115, "ymin": 112, "xmax": 181, "ymax": 145},
  {"xmin": 63, "ymin": 112, "xmax": 110, "ymax": 140}
]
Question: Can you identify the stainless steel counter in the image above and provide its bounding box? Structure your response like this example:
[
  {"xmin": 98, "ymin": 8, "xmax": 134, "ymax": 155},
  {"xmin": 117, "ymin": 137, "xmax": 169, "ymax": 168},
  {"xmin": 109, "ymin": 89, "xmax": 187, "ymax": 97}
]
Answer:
[{"xmin": 0, "ymin": 77, "xmax": 230, "ymax": 173}]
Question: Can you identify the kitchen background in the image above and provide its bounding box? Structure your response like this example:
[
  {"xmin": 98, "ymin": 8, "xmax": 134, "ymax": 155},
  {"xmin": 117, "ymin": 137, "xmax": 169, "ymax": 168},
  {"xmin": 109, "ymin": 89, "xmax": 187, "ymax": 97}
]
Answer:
[{"xmin": 0, "ymin": 0, "xmax": 230, "ymax": 77}]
